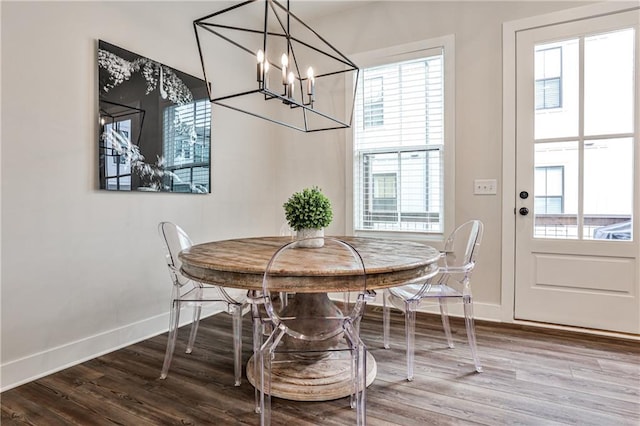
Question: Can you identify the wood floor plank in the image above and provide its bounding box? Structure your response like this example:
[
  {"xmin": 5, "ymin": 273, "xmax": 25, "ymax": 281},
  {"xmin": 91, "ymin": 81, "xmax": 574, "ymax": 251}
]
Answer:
[{"xmin": 2, "ymin": 307, "xmax": 638, "ymax": 425}]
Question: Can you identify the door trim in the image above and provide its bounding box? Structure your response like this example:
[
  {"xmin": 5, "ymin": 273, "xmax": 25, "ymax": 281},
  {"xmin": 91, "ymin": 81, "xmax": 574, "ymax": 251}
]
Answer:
[{"xmin": 501, "ymin": 2, "xmax": 640, "ymax": 326}]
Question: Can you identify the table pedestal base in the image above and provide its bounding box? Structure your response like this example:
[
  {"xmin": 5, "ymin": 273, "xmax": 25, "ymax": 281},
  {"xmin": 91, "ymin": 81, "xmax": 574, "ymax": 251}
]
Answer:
[{"xmin": 246, "ymin": 352, "xmax": 377, "ymax": 401}]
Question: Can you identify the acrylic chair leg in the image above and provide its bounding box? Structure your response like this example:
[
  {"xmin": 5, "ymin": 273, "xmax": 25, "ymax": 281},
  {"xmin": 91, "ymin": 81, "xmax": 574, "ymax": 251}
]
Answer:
[
  {"xmin": 350, "ymin": 338, "xmax": 357, "ymax": 409},
  {"xmin": 353, "ymin": 310, "xmax": 362, "ymax": 338},
  {"xmin": 344, "ymin": 325, "xmax": 359, "ymax": 411},
  {"xmin": 252, "ymin": 307, "xmax": 263, "ymax": 413},
  {"xmin": 260, "ymin": 330, "xmax": 285, "ymax": 426},
  {"xmin": 259, "ymin": 345, "xmax": 266, "ymax": 425},
  {"xmin": 186, "ymin": 305, "xmax": 202, "ymax": 354},
  {"xmin": 463, "ymin": 297, "xmax": 483, "ymax": 373},
  {"xmin": 279, "ymin": 292, "xmax": 288, "ymax": 308},
  {"xmin": 160, "ymin": 301, "xmax": 180, "ymax": 379},
  {"xmin": 232, "ymin": 305, "xmax": 243, "ymax": 386},
  {"xmin": 356, "ymin": 342, "xmax": 367, "ymax": 426},
  {"xmin": 260, "ymin": 347, "xmax": 273, "ymax": 426},
  {"xmin": 383, "ymin": 290, "xmax": 390, "ymax": 349},
  {"xmin": 404, "ymin": 302, "xmax": 417, "ymax": 382},
  {"xmin": 439, "ymin": 299, "xmax": 454, "ymax": 348}
]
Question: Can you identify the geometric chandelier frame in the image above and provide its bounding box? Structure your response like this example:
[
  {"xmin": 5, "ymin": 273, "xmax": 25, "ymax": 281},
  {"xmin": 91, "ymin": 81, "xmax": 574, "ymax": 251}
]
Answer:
[{"xmin": 194, "ymin": 0, "xmax": 359, "ymax": 132}]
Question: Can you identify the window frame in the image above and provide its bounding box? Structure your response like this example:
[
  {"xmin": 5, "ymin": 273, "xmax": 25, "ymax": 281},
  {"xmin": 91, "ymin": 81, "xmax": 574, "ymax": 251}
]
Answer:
[{"xmin": 345, "ymin": 35, "xmax": 456, "ymax": 241}]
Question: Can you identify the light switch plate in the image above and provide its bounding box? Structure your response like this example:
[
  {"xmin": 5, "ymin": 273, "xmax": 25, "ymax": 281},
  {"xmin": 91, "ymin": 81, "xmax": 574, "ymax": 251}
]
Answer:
[{"xmin": 474, "ymin": 179, "xmax": 497, "ymax": 195}]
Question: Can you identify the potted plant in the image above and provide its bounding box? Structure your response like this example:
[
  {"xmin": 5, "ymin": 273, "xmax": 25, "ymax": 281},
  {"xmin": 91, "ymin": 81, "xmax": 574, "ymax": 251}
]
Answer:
[{"xmin": 283, "ymin": 186, "xmax": 333, "ymax": 247}]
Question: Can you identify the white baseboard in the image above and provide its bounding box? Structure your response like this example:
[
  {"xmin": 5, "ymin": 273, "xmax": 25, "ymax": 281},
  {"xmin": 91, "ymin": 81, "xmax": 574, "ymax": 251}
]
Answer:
[
  {"xmin": 0, "ymin": 306, "xmax": 224, "ymax": 392},
  {"xmin": 367, "ymin": 299, "xmax": 503, "ymax": 322},
  {"xmin": 329, "ymin": 291, "xmax": 503, "ymax": 322}
]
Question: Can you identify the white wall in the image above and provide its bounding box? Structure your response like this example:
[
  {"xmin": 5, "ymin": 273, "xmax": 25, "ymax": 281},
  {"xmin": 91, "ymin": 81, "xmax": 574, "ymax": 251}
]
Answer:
[{"xmin": 1, "ymin": 0, "xmax": 591, "ymax": 391}]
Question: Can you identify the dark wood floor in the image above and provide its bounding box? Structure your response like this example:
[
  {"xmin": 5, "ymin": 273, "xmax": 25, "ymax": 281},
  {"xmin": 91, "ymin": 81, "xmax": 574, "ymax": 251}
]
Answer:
[{"xmin": 2, "ymin": 306, "xmax": 639, "ymax": 425}]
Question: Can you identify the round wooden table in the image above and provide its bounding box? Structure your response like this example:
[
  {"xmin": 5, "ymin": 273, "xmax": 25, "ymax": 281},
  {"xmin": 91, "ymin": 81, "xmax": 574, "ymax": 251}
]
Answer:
[{"xmin": 179, "ymin": 236, "xmax": 440, "ymax": 401}]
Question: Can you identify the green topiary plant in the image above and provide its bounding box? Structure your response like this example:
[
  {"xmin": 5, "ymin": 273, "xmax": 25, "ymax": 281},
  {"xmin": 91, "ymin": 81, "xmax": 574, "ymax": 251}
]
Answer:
[{"xmin": 283, "ymin": 186, "xmax": 333, "ymax": 231}]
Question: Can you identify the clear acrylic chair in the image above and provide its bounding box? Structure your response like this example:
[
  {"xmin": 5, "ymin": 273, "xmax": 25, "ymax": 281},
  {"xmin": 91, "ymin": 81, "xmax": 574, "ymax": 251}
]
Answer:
[
  {"xmin": 158, "ymin": 222, "xmax": 249, "ymax": 385},
  {"xmin": 383, "ymin": 220, "xmax": 484, "ymax": 381},
  {"xmin": 258, "ymin": 237, "xmax": 368, "ymax": 426}
]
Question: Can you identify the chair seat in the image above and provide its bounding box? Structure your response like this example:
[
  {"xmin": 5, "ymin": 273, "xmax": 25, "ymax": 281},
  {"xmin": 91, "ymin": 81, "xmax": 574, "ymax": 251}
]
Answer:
[
  {"xmin": 387, "ymin": 283, "xmax": 462, "ymax": 302},
  {"xmin": 179, "ymin": 285, "xmax": 247, "ymax": 304}
]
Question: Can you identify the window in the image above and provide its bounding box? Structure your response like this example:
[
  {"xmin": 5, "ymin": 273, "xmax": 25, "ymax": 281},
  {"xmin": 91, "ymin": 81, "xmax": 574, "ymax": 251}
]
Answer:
[
  {"xmin": 351, "ymin": 37, "xmax": 454, "ymax": 235},
  {"xmin": 535, "ymin": 47, "xmax": 562, "ymax": 110},
  {"xmin": 373, "ymin": 172, "xmax": 397, "ymax": 211},
  {"xmin": 102, "ymin": 119, "xmax": 132, "ymax": 190},
  {"xmin": 364, "ymin": 77, "xmax": 384, "ymax": 127},
  {"xmin": 162, "ymin": 100, "xmax": 211, "ymax": 193},
  {"xmin": 534, "ymin": 166, "xmax": 564, "ymax": 214},
  {"xmin": 532, "ymin": 27, "xmax": 635, "ymax": 240}
]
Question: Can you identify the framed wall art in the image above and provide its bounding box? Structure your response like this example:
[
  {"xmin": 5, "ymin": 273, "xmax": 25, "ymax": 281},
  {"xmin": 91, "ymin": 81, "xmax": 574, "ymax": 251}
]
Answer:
[{"xmin": 98, "ymin": 40, "xmax": 211, "ymax": 193}]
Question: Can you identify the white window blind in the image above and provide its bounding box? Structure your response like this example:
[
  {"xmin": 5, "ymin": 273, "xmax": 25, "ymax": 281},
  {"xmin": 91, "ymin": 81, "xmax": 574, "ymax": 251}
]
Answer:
[
  {"xmin": 354, "ymin": 51, "xmax": 445, "ymax": 233},
  {"xmin": 162, "ymin": 99, "xmax": 211, "ymax": 193}
]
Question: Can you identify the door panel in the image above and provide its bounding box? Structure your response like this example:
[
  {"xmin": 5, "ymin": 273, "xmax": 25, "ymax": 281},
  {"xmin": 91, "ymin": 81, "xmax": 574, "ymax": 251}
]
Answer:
[
  {"xmin": 515, "ymin": 9, "xmax": 639, "ymax": 334},
  {"xmin": 534, "ymin": 253, "xmax": 635, "ymax": 292}
]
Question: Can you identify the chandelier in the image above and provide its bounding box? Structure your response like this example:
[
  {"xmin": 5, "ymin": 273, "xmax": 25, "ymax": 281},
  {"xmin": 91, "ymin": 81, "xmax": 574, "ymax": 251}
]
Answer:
[{"xmin": 193, "ymin": 0, "xmax": 359, "ymax": 132}]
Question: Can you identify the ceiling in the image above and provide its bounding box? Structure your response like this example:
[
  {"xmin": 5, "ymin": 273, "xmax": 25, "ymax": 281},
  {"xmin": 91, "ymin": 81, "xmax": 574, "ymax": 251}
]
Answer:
[
  {"xmin": 288, "ymin": 0, "xmax": 371, "ymax": 19},
  {"xmin": 199, "ymin": 0, "xmax": 372, "ymax": 21}
]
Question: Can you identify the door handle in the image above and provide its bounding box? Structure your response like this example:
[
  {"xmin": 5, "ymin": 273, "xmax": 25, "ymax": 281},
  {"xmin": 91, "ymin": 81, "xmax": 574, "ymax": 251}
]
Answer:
[{"xmin": 519, "ymin": 207, "xmax": 529, "ymax": 216}]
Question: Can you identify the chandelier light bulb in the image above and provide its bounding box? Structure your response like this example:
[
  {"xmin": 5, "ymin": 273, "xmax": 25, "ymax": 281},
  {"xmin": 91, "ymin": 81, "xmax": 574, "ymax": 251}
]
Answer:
[
  {"xmin": 288, "ymin": 71, "xmax": 295, "ymax": 98},
  {"xmin": 257, "ymin": 49, "xmax": 265, "ymax": 82},
  {"xmin": 263, "ymin": 61, "xmax": 270, "ymax": 89},
  {"xmin": 281, "ymin": 53, "xmax": 289, "ymax": 85},
  {"xmin": 306, "ymin": 67, "xmax": 315, "ymax": 99}
]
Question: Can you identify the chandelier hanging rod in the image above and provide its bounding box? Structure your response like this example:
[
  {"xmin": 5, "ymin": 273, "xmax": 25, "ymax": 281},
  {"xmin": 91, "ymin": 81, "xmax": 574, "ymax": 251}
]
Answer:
[
  {"xmin": 268, "ymin": 0, "xmax": 357, "ymax": 68},
  {"xmin": 195, "ymin": 0, "xmax": 256, "ymax": 22}
]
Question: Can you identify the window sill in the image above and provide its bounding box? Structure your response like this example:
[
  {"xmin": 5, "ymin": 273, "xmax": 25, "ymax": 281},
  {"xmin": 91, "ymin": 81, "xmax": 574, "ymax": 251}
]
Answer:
[{"xmin": 353, "ymin": 229, "xmax": 444, "ymax": 245}]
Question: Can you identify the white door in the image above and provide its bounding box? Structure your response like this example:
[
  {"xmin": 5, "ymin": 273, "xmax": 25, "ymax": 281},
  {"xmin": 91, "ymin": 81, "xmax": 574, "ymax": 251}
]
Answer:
[{"xmin": 515, "ymin": 9, "xmax": 640, "ymax": 334}]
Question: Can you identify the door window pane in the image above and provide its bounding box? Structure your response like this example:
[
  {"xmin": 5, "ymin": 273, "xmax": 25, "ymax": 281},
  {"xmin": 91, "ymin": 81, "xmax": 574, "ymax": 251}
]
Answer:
[
  {"xmin": 535, "ymin": 39, "xmax": 579, "ymax": 139},
  {"xmin": 534, "ymin": 142, "xmax": 578, "ymax": 239},
  {"xmin": 584, "ymin": 28, "xmax": 635, "ymax": 136},
  {"xmin": 535, "ymin": 47, "xmax": 562, "ymax": 110},
  {"xmin": 584, "ymin": 138, "xmax": 633, "ymax": 240},
  {"xmin": 535, "ymin": 166, "xmax": 564, "ymax": 214}
]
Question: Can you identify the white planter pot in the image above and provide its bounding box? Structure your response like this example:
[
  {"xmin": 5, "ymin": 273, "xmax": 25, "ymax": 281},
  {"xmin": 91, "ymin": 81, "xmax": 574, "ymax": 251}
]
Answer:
[{"xmin": 296, "ymin": 228, "xmax": 325, "ymax": 248}]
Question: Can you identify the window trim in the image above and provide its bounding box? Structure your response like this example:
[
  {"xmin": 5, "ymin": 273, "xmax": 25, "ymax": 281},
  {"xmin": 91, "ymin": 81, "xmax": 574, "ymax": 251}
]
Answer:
[{"xmin": 345, "ymin": 35, "xmax": 455, "ymax": 241}]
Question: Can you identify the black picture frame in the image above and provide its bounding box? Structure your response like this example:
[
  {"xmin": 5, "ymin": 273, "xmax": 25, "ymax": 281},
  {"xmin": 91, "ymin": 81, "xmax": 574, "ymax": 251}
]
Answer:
[{"xmin": 98, "ymin": 40, "xmax": 211, "ymax": 193}]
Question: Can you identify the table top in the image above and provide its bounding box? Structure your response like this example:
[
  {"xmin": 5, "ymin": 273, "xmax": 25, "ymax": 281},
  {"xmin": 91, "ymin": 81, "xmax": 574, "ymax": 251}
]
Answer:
[{"xmin": 179, "ymin": 236, "xmax": 440, "ymax": 292}]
